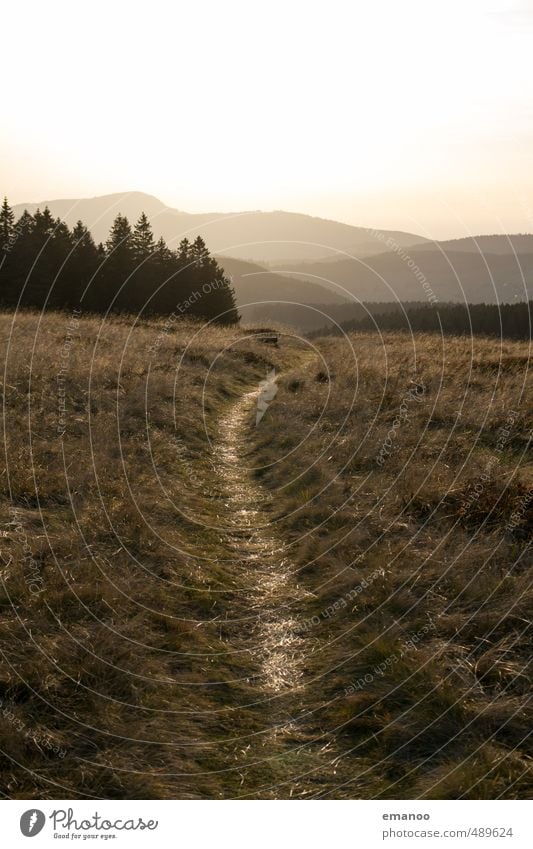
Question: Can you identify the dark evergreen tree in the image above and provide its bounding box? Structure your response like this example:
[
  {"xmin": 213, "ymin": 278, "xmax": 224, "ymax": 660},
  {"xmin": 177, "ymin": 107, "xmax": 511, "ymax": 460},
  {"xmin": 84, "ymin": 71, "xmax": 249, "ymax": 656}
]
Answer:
[
  {"xmin": 47, "ymin": 218, "xmax": 75, "ymax": 308},
  {"xmin": 189, "ymin": 235, "xmax": 238, "ymax": 322},
  {"xmin": 72, "ymin": 219, "xmax": 97, "ymax": 251},
  {"xmin": 4, "ymin": 210, "xmax": 34, "ymax": 305},
  {"xmin": 13, "ymin": 209, "xmax": 34, "ymax": 240},
  {"xmin": 101, "ymin": 214, "xmax": 134, "ymax": 311},
  {"xmin": 105, "ymin": 214, "xmax": 133, "ymax": 257},
  {"xmin": 155, "ymin": 236, "xmax": 173, "ymax": 262},
  {"xmin": 132, "ymin": 213, "xmax": 155, "ymax": 263},
  {"xmin": 177, "ymin": 238, "xmax": 191, "ymax": 265},
  {"xmin": 190, "ymin": 235, "xmax": 209, "ymax": 265},
  {"xmin": 32, "ymin": 207, "xmax": 56, "ymax": 239},
  {"xmin": 0, "ymin": 199, "xmax": 239, "ymax": 323},
  {"xmin": 66, "ymin": 221, "xmax": 100, "ymax": 308},
  {"xmin": 0, "ymin": 197, "xmax": 15, "ymax": 252}
]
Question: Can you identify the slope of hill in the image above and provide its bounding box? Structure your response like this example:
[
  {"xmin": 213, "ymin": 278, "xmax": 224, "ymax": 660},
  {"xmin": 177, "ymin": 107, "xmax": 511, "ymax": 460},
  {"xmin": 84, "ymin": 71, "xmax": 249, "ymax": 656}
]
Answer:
[
  {"xmin": 410, "ymin": 234, "xmax": 533, "ymax": 255},
  {"xmin": 12, "ymin": 192, "xmax": 428, "ymax": 264},
  {"xmin": 277, "ymin": 249, "xmax": 533, "ymax": 303},
  {"xmin": 215, "ymin": 256, "xmax": 346, "ymax": 313}
]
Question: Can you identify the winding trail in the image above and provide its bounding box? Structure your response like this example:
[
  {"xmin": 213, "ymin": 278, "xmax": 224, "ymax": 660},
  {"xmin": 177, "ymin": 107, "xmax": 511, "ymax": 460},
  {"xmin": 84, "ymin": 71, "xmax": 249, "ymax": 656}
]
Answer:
[
  {"xmin": 211, "ymin": 374, "xmax": 340, "ymax": 798},
  {"xmin": 217, "ymin": 387, "xmax": 307, "ymax": 698}
]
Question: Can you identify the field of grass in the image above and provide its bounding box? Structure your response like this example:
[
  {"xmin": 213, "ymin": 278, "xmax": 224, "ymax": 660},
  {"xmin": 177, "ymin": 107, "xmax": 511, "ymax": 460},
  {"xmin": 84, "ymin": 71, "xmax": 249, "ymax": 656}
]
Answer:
[
  {"xmin": 0, "ymin": 312, "xmax": 531, "ymax": 798},
  {"xmin": 252, "ymin": 331, "xmax": 532, "ymax": 798}
]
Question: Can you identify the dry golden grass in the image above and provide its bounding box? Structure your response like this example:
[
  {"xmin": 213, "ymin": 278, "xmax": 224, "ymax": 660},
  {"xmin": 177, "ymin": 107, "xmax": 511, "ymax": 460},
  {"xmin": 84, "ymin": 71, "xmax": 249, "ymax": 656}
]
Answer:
[
  {"xmin": 0, "ymin": 316, "xmax": 531, "ymax": 799},
  {"xmin": 250, "ymin": 331, "xmax": 532, "ymax": 798},
  {"xmin": 0, "ymin": 311, "xmax": 296, "ymax": 798}
]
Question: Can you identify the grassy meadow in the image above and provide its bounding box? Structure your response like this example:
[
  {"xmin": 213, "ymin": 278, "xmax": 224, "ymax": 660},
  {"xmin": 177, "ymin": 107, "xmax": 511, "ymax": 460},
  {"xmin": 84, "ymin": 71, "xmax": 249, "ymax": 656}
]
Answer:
[
  {"xmin": 0, "ymin": 312, "xmax": 531, "ymax": 798},
  {"xmin": 253, "ymin": 331, "xmax": 532, "ymax": 798}
]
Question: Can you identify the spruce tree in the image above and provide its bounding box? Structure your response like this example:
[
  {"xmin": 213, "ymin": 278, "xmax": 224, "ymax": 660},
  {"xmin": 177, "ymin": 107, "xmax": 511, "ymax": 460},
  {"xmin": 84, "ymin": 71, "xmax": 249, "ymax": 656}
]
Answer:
[
  {"xmin": 72, "ymin": 220, "xmax": 96, "ymax": 250},
  {"xmin": 190, "ymin": 235, "xmax": 209, "ymax": 265},
  {"xmin": 102, "ymin": 214, "xmax": 134, "ymax": 312},
  {"xmin": 32, "ymin": 207, "xmax": 56, "ymax": 241},
  {"xmin": 7, "ymin": 211, "xmax": 34, "ymax": 306},
  {"xmin": 177, "ymin": 238, "xmax": 191, "ymax": 265},
  {"xmin": 155, "ymin": 236, "xmax": 173, "ymax": 263},
  {"xmin": 68, "ymin": 221, "xmax": 99, "ymax": 308},
  {"xmin": 13, "ymin": 209, "xmax": 34, "ymax": 240},
  {"xmin": 0, "ymin": 197, "xmax": 15, "ymax": 252},
  {"xmin": 132, "ymin": 212, "xmax": 155, "ymax": 262},
  {"xmin": 105, "ymin": 214, "xmax": 133, "ymax": 256}
]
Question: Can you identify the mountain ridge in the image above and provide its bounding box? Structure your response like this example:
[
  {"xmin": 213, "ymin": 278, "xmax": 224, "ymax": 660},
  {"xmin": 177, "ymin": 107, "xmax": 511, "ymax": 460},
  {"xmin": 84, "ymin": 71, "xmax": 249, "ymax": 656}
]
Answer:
[
  {"xmin": 407, "ymin": 234, "xmax": 533, "ymax": 255},
  {"xmin": 11, "ymin": 191, "xmax": 429, "ymax": 264}
]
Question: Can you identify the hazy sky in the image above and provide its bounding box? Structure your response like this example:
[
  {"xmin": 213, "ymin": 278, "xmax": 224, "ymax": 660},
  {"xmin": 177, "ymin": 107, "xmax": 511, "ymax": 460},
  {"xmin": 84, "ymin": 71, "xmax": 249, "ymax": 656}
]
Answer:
[{"xmin": 2, "ymin": 0, "xmax": 532, "ymax": 238}]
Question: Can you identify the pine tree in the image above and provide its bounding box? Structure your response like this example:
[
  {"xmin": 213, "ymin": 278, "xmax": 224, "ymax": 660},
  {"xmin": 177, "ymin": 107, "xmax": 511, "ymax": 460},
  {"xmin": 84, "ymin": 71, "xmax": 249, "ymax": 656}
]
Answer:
[
  {"xmin": 18, "ymin": 210, "xmax": 73, "ymax": 309},
  {"xmin": 177, "ymin": 238, "xmax": 191, "ymax": 265},
  {"xmin": 206, "ymin": 263, "xmax": 239, "ymax": 324},
  {"xmin": 190, "ymin": 235, "xmax": 209, "ymax": 266},
  {"xmin": 0, "ymin": 197, "xmax": 15, "ymax": 252},
  {"xmin": 13, "ymin": 209, "xmax": 34, "ymax": 240},
  {"xmin": 155, "ymin": 236, "xmax": 173, "ymax": 263},
  {"xmin": 101, "ymin": 215, "xmax": 134, "ymax": 312},
  {"xmin": 149, "ymin": 237, "xmax": 186, "ymax": 313},
  {"xmin": 5, "ymin": 210, "xmax": 33, "ymax": 306},
  {"xmin": 67, "ymin": 221, "xmax": 99, "ymax": 308},
  {"xmin": 105, "ymin": 214, "xmax": 133, "ymax": 255},
  {"xmin": 32, "ymin": 207, "xmax": 56, "ymax": 241},
  {"xmin": 45, "ymin": 219, "xmax": 74, "ymax": 309},
  {"xmin": 132, "ymin": 212, "xmax": 155, "ymax": 263},
  {"xmin": 72, "ymin": 219, "xmax": 96, "ymax": 250}
]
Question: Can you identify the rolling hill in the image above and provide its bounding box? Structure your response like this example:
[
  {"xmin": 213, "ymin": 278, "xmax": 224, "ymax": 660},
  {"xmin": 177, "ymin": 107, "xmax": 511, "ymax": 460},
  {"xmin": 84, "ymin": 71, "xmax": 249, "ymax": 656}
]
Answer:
[
  {"xmin": 275, "ymin": 248, "xmax": 533, "ymax": 304},
  {"xmin": 12, "ymin": 191, "xmax": 428, "ymax": 264},
  {"xmin": 409, "ymin": 234, "xmax": 533, "ymax": 255},
  {"xmin": 215, "ymin": 256, "xmax": 346, "ymax": 306}
]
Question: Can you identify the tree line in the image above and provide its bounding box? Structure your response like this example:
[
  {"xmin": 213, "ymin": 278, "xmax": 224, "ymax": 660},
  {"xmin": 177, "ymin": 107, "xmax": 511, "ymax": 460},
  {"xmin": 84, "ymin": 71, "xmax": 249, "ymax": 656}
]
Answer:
[
  {"xmin": 337, "ymin": 301, "xmax": 532, "ymax": 341},
  {"xmin": 0, "ymin": 198, "xmax": 238, "ymax": 322}
]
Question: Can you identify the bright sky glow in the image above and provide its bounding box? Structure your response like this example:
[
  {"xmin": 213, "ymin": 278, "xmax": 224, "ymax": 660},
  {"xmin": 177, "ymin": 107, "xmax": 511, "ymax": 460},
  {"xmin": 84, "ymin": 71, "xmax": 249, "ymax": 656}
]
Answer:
[{"xmin": 2, "ymin": 0, "xmax": 532, "ymax": 237}]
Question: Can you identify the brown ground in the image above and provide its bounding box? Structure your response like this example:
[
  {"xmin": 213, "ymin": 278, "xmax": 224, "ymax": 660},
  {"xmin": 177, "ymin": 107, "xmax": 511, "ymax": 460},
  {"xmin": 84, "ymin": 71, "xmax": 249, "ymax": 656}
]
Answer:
[{"xmin": 0, "ymin": 313, "xmax": 531, "ymax": 798}]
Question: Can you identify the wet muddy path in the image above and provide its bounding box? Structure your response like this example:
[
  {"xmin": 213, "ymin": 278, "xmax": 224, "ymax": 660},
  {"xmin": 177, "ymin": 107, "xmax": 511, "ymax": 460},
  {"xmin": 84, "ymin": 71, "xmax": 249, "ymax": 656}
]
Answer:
[{"xmin": 211, "ymin": 381, "xmax": 337, "ymax": 797}]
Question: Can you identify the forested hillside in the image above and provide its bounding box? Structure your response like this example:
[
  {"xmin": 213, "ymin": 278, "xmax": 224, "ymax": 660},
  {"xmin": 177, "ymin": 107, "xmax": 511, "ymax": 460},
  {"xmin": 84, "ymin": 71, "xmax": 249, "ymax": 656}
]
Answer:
[
  {"xmin": 331, "ymin": 301, "xmax": 533, "ymax": 341},
  {"xmin": 0, "ymin": 198, "xmax": 238, "ymax": 322}
]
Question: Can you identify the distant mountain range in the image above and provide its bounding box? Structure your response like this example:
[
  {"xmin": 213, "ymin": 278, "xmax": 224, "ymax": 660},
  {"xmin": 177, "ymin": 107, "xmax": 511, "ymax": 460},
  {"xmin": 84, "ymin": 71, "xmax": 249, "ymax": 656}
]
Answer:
[
  {"xmin": 12, "ymin": 191, "xmax": 428, "ymax": 263},
  {"xmin": 11, "ymin": 192, "xmax": 533, "ymax": 325}
]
